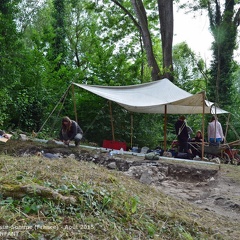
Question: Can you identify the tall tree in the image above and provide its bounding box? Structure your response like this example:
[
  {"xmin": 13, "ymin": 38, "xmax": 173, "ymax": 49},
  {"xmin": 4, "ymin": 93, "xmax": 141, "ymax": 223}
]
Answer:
[
  {"xmin": 0, "ymin": 0, "xmax": 23, "ymax": 126},
  {"xmin": 208, "ymin": 0, "xmax": 240, "ymax": 108},
  {"xmin": 111, "ymin": 0, "xmax": 174, "ymax": 81},
  {"xmin": 51, "ymin": 0, "xmax": 67, "ymax": 69},
  {"xmin": 130, "ymin": 0, "xmax": 161, "ymax": 80},
  {"xmin": 158, "ymin": 0, "xmax": 174, "ymax": 81},
  {"xmin": 182, "ymin": 0, "xmax": 240, "ymax": 108},
  {"xmin": 0, "ymin": 0, "xmax": 21, "ymax": 87}
]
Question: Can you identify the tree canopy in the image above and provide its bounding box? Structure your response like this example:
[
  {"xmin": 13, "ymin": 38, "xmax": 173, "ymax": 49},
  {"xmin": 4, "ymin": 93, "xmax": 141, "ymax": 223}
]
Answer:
[{"xmin": 0, "ymin": 0, "xmax": 239, "ymax": 148}]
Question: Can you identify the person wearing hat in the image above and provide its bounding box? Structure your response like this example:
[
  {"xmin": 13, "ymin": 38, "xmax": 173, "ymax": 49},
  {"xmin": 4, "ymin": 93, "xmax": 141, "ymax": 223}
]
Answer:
[{"xmin": 59, "ymin": 116, "xmax": 83, "ymax": 146}]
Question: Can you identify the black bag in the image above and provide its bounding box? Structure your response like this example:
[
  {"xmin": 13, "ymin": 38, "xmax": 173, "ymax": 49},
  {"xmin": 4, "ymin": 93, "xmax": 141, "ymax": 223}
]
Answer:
[{"xmin": 175, "ymin": 152, "xmax": 189, "ymax": 159}]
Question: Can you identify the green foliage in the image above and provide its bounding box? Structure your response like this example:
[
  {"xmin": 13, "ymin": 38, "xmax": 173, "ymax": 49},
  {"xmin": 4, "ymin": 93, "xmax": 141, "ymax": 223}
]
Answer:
[
  {"xmin": 51, "ymin": 0, "xmax": 67, "ymax": 67},
  {"xmin": 0, "ymin": 88, "xmax": 11, "ymax": 126},
  {"xmin": 131, "ymin": 113, "xmax": 164, "ymax": 148},
  {"xmin": 173, "ymin": 42, "xmax": 207, "ymax": 93},
  {"xmin": 21, "ymin": 196, "xmax": 44, "ymax": 214},
  {"xmin": 0, "ymin": 0, "xmax": 239, "ymax": 145},
  {"xmin": 0, "ymin": 0, "xmax": 23, "ymax": 88},
  {"xmin": 124, "ymin": 195, "xmax": 139, "ymax": 219},
  {"xmin": 0, "ymin": 183, "xmax": 114, "ymax": 218},
  {"xmin": 187, "ymin": 0, "xmax": 239, "ymax": 110}
]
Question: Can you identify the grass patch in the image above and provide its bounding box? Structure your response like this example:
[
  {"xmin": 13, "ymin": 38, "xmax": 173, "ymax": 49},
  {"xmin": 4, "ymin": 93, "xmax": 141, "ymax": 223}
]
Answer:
[{"xmin": 0, "ymin": 154, "xmax": 239, "ymax": 239}]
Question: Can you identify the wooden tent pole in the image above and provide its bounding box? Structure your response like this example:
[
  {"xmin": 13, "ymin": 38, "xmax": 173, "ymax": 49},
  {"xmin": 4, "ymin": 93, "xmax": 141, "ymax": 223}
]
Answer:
[
  {"xmin": 71, "ymin": 84, "xmax": 78, "ymax": 123},
  {"xmin": 224, "ymin": 113, "xmax": 230, "ymax": 143},
  {"xmin": 201, "ymin": 91, "xmax": 205, "ymax": 159},
  {"xmin": 164, "ymin": 105, "xmax": 167, "ymax": 151},
  {"xmin": 131, "ymin": 113, "xmax": 133, "ymax": 148},
  {"xmin": 109, "ymin": 101, "xmax": 115, "ymax": 141}
]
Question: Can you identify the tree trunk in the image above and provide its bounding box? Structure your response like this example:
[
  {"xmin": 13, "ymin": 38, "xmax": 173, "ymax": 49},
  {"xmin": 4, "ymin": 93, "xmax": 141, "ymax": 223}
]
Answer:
[
  {"xmin": 158, "ymin": 0, "xmax": 174, "ymax": 81},
  {"xmin": 1, "ymin": 183, "xmax": 77, "ymax": 205},
  {"xmin": 131, "ymin": 0, "xmax": 161, "ymax": 81}
]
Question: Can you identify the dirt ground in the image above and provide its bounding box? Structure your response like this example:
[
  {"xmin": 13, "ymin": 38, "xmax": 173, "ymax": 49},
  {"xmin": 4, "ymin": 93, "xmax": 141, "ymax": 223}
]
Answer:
[
  {"xmin": 124, "ymin": 153, "xmax": 240, "ymax": 222},
  {"xmin": 158, "ymin": 168, "xmax": 240, "ymax": 221},
  {"xmin": 1, "ymin": 139, "xmax": 240, "ymax": 222}
]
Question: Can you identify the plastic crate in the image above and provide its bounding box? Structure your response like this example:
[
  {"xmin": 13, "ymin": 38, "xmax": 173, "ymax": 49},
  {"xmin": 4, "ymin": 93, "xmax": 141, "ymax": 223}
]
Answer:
[{"xmin": 102, "ymin": 140, "xmax": 127, "ymax": 151}]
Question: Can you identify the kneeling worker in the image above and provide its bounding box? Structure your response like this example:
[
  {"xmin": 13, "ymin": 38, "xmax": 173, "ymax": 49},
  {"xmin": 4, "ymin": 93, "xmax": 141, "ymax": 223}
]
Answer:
[{"xmin": 60, "ymin": 116, "xmax": 83, "ymax": 146}]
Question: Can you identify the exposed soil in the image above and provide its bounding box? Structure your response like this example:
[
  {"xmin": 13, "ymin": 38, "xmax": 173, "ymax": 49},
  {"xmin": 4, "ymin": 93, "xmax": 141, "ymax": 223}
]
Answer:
[
  {"xmin": 125, "ymin": 157, "xmax": 240, "ymax": 222},
  {"xmin": 1, "ymin": 139, "xmax": 240, "ymax": 223},
  {"xmin": 158, "ymin": 170, "xmax": 240, "ymax": 221}
]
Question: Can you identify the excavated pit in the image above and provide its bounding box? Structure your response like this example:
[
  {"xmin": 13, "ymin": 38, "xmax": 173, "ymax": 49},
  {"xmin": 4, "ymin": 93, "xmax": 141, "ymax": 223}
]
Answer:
[{"xmin": 1, "ymin": 140, "xmax": 240, "ymax": 221}]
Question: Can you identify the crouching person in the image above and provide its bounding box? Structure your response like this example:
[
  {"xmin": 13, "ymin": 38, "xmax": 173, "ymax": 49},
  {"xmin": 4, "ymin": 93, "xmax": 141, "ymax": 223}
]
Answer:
[{"xmin": 60, "ymin": 116, "xmax": 83, "ymax": 146}]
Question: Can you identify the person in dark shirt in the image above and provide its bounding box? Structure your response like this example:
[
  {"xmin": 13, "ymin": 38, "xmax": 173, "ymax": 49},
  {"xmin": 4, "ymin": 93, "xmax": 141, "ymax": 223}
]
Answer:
[
  {"xmin": 191, "ymin": 130, "xmax": 205, "ymax": 157},
  {"xmin": 192, "ymin": 130, "xmax": 204, "ymax": 142},
  {"xmin": 175, "ymin": 115, "xmax": 192, "ymax": 154},
  {"xmin": 59, "ymin": 116, "xmax": 83, "ymax": 146}
]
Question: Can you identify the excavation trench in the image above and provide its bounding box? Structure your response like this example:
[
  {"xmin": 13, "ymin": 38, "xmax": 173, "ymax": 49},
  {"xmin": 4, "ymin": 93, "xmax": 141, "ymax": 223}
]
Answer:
[{"xmin": 1, "ymin": 140, "xmax": 240, "ymax": 221}]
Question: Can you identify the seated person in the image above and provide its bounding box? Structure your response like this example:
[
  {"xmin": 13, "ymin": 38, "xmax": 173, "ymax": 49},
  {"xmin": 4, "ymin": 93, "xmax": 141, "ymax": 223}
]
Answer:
[{"xmin": 191, "ymin": 130, "xmax": 205, "ymax": 157}]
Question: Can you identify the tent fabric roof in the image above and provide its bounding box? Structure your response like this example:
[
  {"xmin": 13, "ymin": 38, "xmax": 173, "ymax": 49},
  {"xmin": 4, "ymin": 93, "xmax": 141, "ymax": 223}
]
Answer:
[{"xmin": 73, "ymin": 78, "xmax": 228, "ymax": 114}]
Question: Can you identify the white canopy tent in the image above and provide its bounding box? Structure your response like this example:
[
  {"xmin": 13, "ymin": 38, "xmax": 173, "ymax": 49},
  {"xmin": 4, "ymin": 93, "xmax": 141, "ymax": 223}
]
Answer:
[
  {"xmin": 73, "ymin": 78, "xmax": 227, "ymax": 114},
  {"xmin": 72, "ymin": 78, "xmax": 228, "ymax": 153}
]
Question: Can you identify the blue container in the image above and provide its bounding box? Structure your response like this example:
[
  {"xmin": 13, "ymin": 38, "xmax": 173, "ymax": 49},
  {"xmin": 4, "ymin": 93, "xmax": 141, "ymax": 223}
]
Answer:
[
  {"xmin": 169, "ymin": 150, "xmax": 176, "ymax": 157},
  {"xmin": 132, "ymin": 147, "xmax": 139, "ymax": 153}
]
